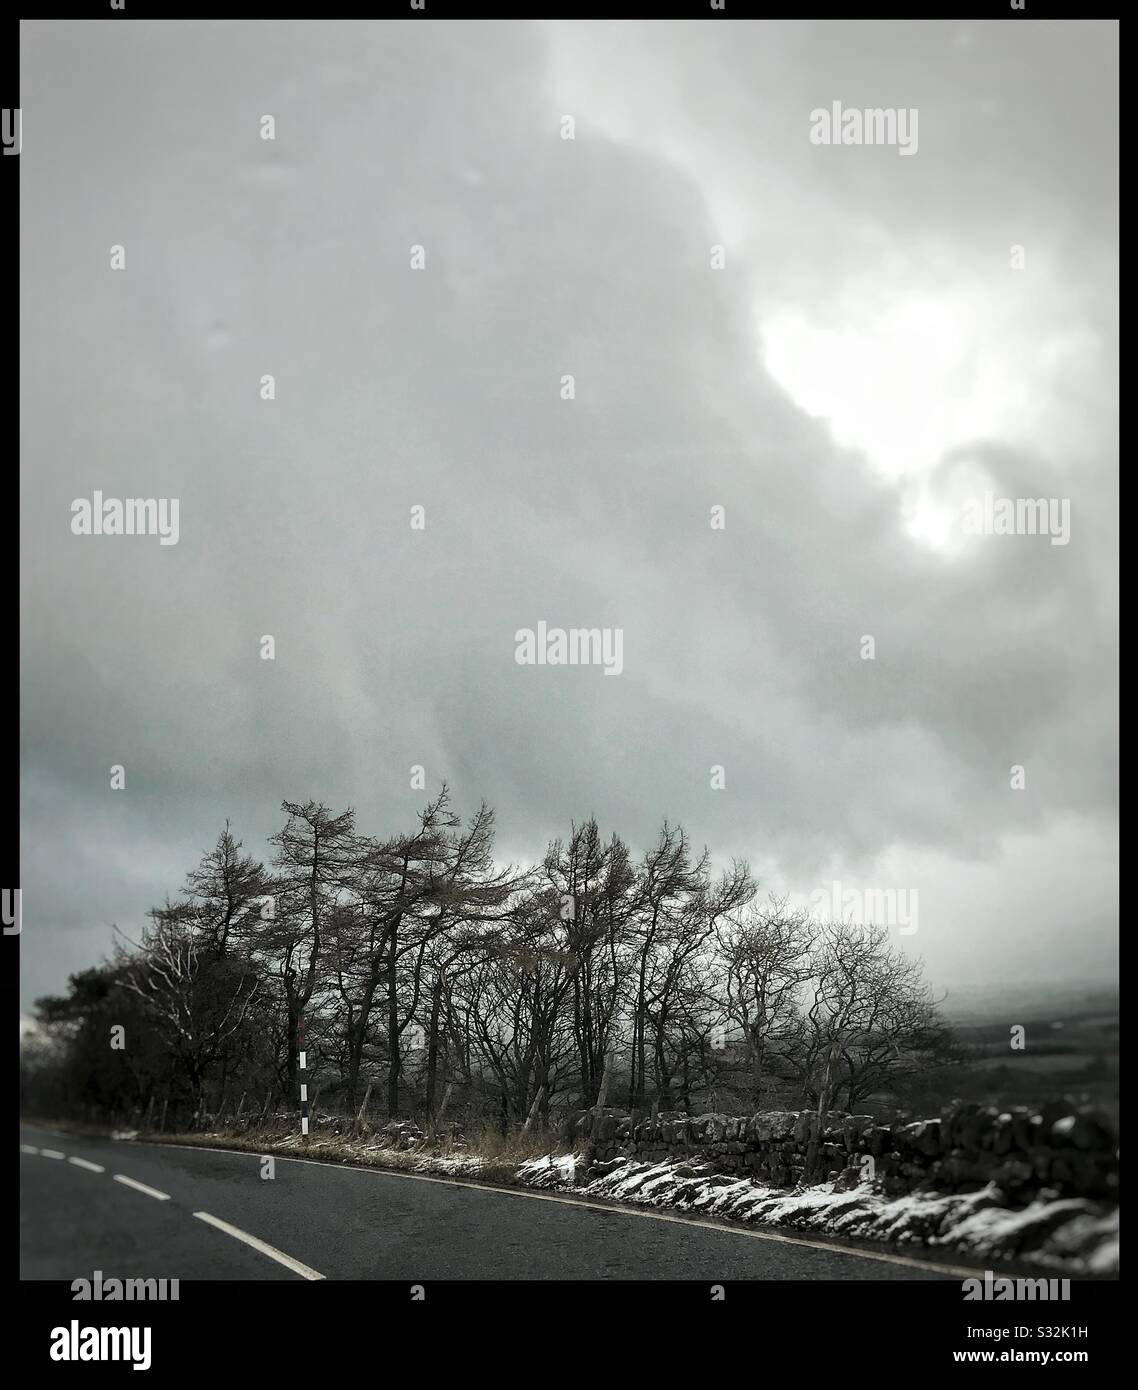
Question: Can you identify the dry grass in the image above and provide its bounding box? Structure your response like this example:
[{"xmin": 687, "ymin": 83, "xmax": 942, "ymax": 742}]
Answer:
[
  {"xmin": 20, "ymin": 1114, "xmax": 133, "ymax": 1140},
  {"xmin": 22, "ymin": 1108, "xmax": 574, "ymax": 1192},
  {"xmin": 435, "ymin": 1124, "xmax": 562, "ymax": 1164},
  {"xmin": 124, "ymin": 1119, "xmax": 572, "ymax": 1190}
]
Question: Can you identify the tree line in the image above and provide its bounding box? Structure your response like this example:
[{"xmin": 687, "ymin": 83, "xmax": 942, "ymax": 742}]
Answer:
[{"xmin": 22, "ymin": 789, "xmax": 958, "ymax": 1133}]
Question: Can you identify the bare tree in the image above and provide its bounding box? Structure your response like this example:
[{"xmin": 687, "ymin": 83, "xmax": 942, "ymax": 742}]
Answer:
[
  {"xmin": 718, "ymin": 896, "xmax": 817, "ymax": 1106},
  {"xmin": 114, "ymin": 913, "xmax": 262, "ymax": 1114},
  {"xmin": 257, "ymin": 800, "xmax": 356, "ymax": 1088},
  {"xmin": 183, "ymin": 822, "xmax": 267, "ymax": 958},
  {"xmin": 793, "ymin": 920, "xmax": 950, "ymax": 1115},
  {"xmin": 541, "ymin": 820, "xmax": 635, "ymax": 1108}
]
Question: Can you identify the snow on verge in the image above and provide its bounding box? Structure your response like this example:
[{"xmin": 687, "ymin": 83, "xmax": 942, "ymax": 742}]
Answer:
[{"xmin": 516, "ymin": 1154, "xmax": 1118, "ymax": 1275}]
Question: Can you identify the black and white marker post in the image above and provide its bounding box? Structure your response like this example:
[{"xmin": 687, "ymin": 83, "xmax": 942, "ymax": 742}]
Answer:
[{"xmin": 299, "ymin": 1013, "xmax": 309, "ymax": 1141}]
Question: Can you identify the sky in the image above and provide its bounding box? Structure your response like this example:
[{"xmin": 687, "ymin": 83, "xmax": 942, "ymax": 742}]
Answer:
[{"xmin": 19, "ymin": 19, "xmax": 1118, "ymax": 1013}]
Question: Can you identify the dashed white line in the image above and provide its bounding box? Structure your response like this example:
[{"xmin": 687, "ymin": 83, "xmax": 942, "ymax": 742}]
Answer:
[
  {"xmin": 69, "ymin": 1156, "xmax": 106, "ymax": 1173},
  {"xmin": 23, "ymin": 1140, "xmax": 320, "ymax": 1277},
  {"xmin": 192, "ymin": 1211, "xmax": 325, "ymax": 1280},
  {"xmin": 113, "ymin": 1174, "xmax": 170, "ymax": 1201}
]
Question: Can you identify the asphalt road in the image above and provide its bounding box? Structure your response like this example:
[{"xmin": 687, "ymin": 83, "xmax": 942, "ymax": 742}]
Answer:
[{"xmin": 20, "ymin": 1121, "xmax": 959, "ymax": 1282}]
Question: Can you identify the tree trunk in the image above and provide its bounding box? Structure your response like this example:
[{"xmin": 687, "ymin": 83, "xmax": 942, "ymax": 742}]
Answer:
[
  {"xmin": 286, "ymin": 996, "xmax": 300, "ymax": 1087},
  {"xmin": 630, "ymin": 991, "xmax": 646, "ymax": 1109},
  {"xmin": 522, "ymin": 1084, "xmax": 545, "ymax": 1133},
  {"xmin": 595, "ymin": 1049, "xmax": 611, "ymax": 1112},
  {"xmin": 386, "ymin": 938, "xmax": 400, "ymax": 1116},
  {"xmin": 345, "ymin": 960, "xmax": 385, "ymax": 1115},
  {"xmin": 806, "ymin": 1039, "xmax": 841, "ymax": 1181},
  {"xmin": 353, "ymin": 1081, "xmax": 373, "ymax": 1139},
  {"xmin": 430, "ymin": 1080, "xmax": 453, "ymax": 1142},
  {"xmin": 424, "ymin": 974, "xmax": 444, "ymax": 1114}
]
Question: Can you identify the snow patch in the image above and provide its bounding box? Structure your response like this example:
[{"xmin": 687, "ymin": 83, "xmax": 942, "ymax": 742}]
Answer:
[{"xmin": 517, "ymin": 1155, "xmax": 1117, "ymax": 1275}]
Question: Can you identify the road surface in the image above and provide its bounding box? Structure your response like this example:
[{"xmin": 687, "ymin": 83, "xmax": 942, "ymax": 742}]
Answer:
[{"xmin": 20, "ymin": 1121, "xmax": 960, "ymax": 1282}]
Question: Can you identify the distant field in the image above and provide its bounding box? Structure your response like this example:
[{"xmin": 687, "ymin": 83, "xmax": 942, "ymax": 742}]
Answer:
[
  {"xmin": 940, "ymin": 981, "xmax": 1119, "ymax": 1027},
  {"xmin": 927, "ymin": 986, "xmax": 1119, "ymax": 1122},
  {"xmin": 673, "ymin": 979, "xmax": 1120, "ymax": 1126}
]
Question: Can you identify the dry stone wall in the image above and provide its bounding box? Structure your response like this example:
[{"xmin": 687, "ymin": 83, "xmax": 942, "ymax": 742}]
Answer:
[{"xmin": 563, "ymin": 1100, "xmax": 1118, "ymax": 1201}]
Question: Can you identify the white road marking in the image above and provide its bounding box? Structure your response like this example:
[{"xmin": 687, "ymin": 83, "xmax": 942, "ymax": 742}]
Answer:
[
  {"xmin": 193, "ymin": 1211, "xmax": 325, "ymax": 1280},
  {"xmin": 19, "ymin": 1144, "xmax": 39, "ymax": 1155},
  {"xmin": 40, "ymin": 1149, "xmax": 65, "ymax": 1160},
  {"xmin": 157, "ymin": 1140, "xmax": 973, "ymax": 1277},
  {"xmin": 69, "ymin": 1156, "xmax": 106, "ymax": 1173},
  {"xmin": 113, "ymin": 1174, "xmax": 170, "ymax": 1201}
]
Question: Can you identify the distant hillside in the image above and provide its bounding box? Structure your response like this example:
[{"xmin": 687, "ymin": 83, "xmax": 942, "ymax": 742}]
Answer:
[{"xmin": 940, "ymin": 979, "xmax": 1119, "ymax": 1026}]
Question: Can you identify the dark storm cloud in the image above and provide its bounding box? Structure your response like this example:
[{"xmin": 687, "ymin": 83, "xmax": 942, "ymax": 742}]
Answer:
[{"xmin": 19, "ymin": 19, "xmax": 1117, "ymax": 1007}]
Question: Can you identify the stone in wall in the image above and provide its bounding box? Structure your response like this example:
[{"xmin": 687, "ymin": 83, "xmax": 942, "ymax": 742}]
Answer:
[{"xmin": 574, "ymin": 1098, "xmax": 1117, "ymax": 1203}]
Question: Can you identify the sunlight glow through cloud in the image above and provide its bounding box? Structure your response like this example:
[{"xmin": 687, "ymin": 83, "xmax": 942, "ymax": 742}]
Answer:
[{"xmin": 756, "ymin": 286, "xmax": 1055, "ymax": 554}]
